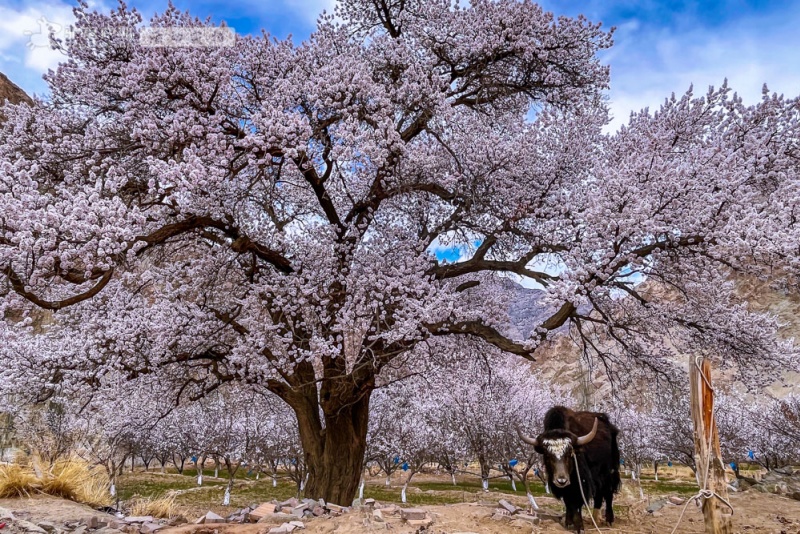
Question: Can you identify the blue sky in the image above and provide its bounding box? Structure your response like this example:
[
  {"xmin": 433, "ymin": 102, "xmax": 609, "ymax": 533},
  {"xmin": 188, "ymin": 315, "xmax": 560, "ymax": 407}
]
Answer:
[{"xmin": 1, "ymin": 0, "xmax": 798, "ymax": 130}]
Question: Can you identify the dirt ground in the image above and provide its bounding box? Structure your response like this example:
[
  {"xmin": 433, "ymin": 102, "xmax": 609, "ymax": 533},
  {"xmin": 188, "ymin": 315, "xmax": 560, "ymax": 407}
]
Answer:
[
  {"xmin": 3, "ymin": 470, "xmax": 800, "ymax": 534},
  {"xmin": 158, "ymin": 490, "xmax": 800, "ymax": 534},
  {"xmin": 3, "ymin": 489, "xmax": 799, "ymax": 534},
  {"xmin": 0, "ymin": 494, "xmax": 117, "ymax": 523}
]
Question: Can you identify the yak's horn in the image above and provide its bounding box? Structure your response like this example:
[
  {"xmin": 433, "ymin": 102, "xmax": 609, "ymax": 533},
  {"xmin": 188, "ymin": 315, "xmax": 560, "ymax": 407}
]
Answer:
[
  {"xmin": 516, "ymin": 425, "xmax": 539, "ymax": 447},
  {"xmin": 576, "ymin": 417, "xmax": 599, "ymax": 446}
]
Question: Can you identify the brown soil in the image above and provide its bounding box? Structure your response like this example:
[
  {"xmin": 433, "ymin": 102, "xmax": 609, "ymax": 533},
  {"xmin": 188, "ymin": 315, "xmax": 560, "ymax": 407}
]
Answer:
[
  {"xmin": 0, "ymin": 494, "xmax": 116, "ymax": 523},
  {"xmin": 1, "ymin": 479, "xmax": 798, "ymax": 533},
  {"xmin": 156, "ymin": 490, "xmax": 799, "ymax": 534}
]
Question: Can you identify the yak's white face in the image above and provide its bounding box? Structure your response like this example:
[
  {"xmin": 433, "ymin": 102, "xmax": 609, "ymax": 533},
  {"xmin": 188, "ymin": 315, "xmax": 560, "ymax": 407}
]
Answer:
[
  {"xmin": 543, "ymin": 438, "xmax": 572, "ymax": 459},
  {"xmin": 541, "ymin": 438, "xmax": 574, "ymax": 488}
]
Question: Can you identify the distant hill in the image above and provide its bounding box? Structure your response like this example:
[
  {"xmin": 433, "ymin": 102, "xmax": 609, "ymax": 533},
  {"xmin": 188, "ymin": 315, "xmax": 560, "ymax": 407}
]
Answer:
[
  {"xmin": 0, "ymin": 72, "xmax": 32, "ymax": 106},
  {"xmin": 506, "ymin": 276, "xmax": 800, "ymax": 404}
]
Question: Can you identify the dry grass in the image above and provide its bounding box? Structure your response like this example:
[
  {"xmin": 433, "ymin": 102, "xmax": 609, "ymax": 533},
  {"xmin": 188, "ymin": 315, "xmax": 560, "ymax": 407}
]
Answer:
[
  {"xmin": 40, "ymin": 456, "xmax": 113, "ymax": 507},
  {"xmin": 0, "ymin": 462, "xmax": 40, "ymax": 497},
  {"xmin": 128, "ymin": 492, "xmax": 178, "ymax": 518},
  {"xmin": 0, "ymin": 454, "xmax": 112, "ymax": 506}
]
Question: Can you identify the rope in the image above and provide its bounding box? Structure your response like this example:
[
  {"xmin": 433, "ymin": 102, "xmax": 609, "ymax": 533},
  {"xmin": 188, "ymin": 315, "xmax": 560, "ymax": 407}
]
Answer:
[
  {"xmin": 668, "ymin": 356, "xmax": 734, "ymax": 534},
  {"xmin": 669, "ymin": 489, "xmax": 734, "ymax": 534},
  {"xmin": 572, "ymin": 451, "xmax": 603, "ymax": 533}
]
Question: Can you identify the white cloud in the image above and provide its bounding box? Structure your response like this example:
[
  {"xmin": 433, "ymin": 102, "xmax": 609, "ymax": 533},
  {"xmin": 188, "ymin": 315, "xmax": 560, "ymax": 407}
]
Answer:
[
  {"xmin": 0, "ymin": 1, "xmax": 75, "ymax": 69},
  {"xmin": 604, "ymin": 7, "xmax": 800, "ymax": 131},
  {"xmin": 285, "ymin": 0, "xmax": 336, "ymax": 23}
]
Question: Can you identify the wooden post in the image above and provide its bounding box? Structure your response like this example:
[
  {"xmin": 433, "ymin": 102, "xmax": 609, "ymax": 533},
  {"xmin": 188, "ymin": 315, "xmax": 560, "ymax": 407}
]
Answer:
[{"xmin": 689, "ymin": 356, "xmax": 733, "ymax": 534}]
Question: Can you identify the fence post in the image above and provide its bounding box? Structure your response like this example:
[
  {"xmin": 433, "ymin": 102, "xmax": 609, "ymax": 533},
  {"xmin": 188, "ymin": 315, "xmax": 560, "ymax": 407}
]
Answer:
[{"xmin": 689, "ymin": 356, "xmax": 733, "ymax": 534}]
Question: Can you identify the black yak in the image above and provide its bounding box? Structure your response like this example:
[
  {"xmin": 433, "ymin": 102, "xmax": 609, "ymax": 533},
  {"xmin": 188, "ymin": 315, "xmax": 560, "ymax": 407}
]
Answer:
[{"xmin": 518, "ymin": 406, "xmax": 621, "ymax": 532}]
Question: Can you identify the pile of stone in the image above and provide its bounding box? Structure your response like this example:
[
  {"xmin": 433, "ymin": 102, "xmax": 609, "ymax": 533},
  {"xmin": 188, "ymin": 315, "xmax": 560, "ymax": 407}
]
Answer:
[
  {"xmin": 748, "ymin": 466, "xmax": 800, "ymax": 501},
  {"xmin": 360, "ymin": 500, "xmax": 433, "ymax": 530},
  {"xmin": 191, "ymin": 496, "xmax": 354, "ymax": 526},
  {"xmin": 488, "ymin": 499, "xmax": 540, "ymax": 527},
  {"xmin": 0, "ymin": 508, "xmax": 186, "ymax": 534}
]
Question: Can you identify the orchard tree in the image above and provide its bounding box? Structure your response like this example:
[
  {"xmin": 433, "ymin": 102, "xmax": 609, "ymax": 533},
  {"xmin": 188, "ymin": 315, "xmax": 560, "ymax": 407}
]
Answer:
[
  {"xmin": 768, "ymin": 395, "xmax": 800, "ymax": 443},
  {"xmin": 366, "ymin": 384, "xmax": 405, "ymax": 488},
  {"xmin": 648, "ymin": 387, "xmax": 697, "ymax": 473},
  {"xmin": 370, "ymin": 377, "xmax": 438, "ymax": 503},
  {"xmin": 429, "ymin": 347, "xmax": 562, "ymax": 493},
  {"xmin": 11, "ymin": 401, "xmax": 83, "ymax": 467},
  {"xmin": 719, "ymin": 394, "xmax": 799, "ymax": 471},
  {"xmin": 612, "ymin": 405, "xmax": 660, "ymax": 499},
  {"xmin": 2, "ymin": 0, "xmax": 800, "ymax": 505}
]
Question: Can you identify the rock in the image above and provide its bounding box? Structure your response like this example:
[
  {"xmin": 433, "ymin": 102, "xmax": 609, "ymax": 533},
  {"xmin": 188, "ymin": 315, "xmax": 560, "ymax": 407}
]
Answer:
[
  {"xmin": 490, "ymin": 513, "xmax": 508, "ymax": 521},
  {"xmin": 36, "ymin": 522, "xmax": 58, "ymax": 533},
  {"xmin": 292, "ymin": 504, "xmax": 308, "ymax": 518},
  {"xmin": 139, "ymin": 524, "xmax": 163, "ymax": 534},
  {"xmin": 381, "ymin": 505, "xmax": 399, "ymax": 515},
  {"xmin": 364, "ymin": 498, "xmax": 376, "ymax": 507},
  {"xmin": 730, "ymin": 478, "xmax": 755, "ymax": 491},
  {"xmin": 312, "ymin": 506, "xmax": 325, "ymax": 517},
  {"xmin": 373, "ymin": 510, "xmax": 384, "ymax": 522},
  {"xmin": 288, "ymin": 521, "xmax": 305, "ymax": 529},
  {"xmin": 498, "ymin": 499, "xmax": 518, "ymax": 514},
  {"xmin": 774, "ymin": 466, "xmax": 795, "ymax": 476},
  {"xmin": 15, "ymin": 520, "xmax": 47, "ymax": 534},
  {"xmin": 514, "ymin": 513, "xmax": 540, "ymax": 526},
  {"xmin": 123, "ymin": 517, "xmax": 153, "ymax": 524},
  {"xmin": 407, "ymin": 518, "xmax": 433, "ymax": 528},
  {"xmin": 647, "ymin": 499, "xmax": 667, "ymax": 513},
  {"xmin": 167, "ymin": 516, "xmax": 187, "ymax": 527},
  {"xmin": 93, "ymin": 529, "xmax": 122, "ymax": 534},
  {"xmin": 0, "ymin": 508, "xmax": 14, "ymax": 521},
  {"xmin": 71, "ymin": 526, "xmax": 88, "ymax": 534},
  {"xmin": 267, "ymin": 526, "xmax": 290, "ymax": 534},
  {"xmin": 250, "ymin": 503, "xmax": 278, "ymax": 521},
  {"xmin": 256, "ymin": 514, "xmax": 297, "ymax": 524},
  {"xmin": 280, "ymin": 498, "xmax": 299, "ymax": 508},
  {"xmin": 325, "ymin": 503, "xmax": 344, "ymax": 513},
  {"xmin": 400, "ymin": 508, "xmax": 427, "ymax": 521},
  {"xmin": 202, "ymin": 511, "xmax": 225, "ymax": 524},
  {"xmin": 669, "ymin": 496, "xmax": 686, "ymax": 505}
]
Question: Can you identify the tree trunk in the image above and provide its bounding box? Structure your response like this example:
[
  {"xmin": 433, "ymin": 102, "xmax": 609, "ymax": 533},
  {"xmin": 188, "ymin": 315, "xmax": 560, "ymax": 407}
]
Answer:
[
  {"xmin": 290, "ymin": 387, "xmax": 372, "ymax": 505},
  {"xmin": 223, "ymin": 456, "xmax": 237, "ymax": 506},
  {"xmin": 478, "ymin": 456, "xmax": 490, "ymax": 492},
  {"xmin": 690, "ymin": 356, "xmax": 733, "ymax": 534}
]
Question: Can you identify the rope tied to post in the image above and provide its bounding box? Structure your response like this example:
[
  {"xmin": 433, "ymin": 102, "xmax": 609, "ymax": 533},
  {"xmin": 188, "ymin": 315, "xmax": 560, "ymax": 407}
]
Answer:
[{"xmin": 669, "ymin": 356, "xmax": 735, "ymax": 534}]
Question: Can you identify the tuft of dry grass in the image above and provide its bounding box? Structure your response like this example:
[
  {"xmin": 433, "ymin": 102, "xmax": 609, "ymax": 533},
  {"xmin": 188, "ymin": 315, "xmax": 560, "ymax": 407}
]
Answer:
[
  {"xmin": 40, "ymin": 456, "xmax": 113, "ymax": 507},
  {"xmin": 0, "ymin": 462, "xmax": 40, "ymax": 497},
  {"xmin": 1, "ymin": 454, "xmax": 112, "ymax": 507},
  {"xmin": 128, "ymin": 492, "xmax": 178, "ymax": 519}
]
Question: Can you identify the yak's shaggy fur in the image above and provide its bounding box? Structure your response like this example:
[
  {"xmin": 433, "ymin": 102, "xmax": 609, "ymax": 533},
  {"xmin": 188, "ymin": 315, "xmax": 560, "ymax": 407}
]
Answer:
[{"xmin": 531, "ymin": 406, "xmax": 621, "ymax": 532}]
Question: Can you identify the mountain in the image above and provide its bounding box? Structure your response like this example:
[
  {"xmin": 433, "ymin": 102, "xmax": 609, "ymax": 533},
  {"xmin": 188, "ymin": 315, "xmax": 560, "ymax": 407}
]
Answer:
[{"xmin": 0, "ymin": 72, "xmax": 32, "ymax": 107}]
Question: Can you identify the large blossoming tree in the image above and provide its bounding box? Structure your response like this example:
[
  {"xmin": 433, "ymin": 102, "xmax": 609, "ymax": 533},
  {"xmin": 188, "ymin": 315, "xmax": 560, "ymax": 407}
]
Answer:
[{"xmin": 2, "ymin": 0, "xmax": 799, "ymax": 504}]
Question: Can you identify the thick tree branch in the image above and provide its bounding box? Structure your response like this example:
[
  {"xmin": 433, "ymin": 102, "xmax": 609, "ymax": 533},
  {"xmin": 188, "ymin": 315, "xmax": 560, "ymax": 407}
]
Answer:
[
  {"xmin": 4, "ymin": 266, "xmax": 114, "ymax": 310},
  {"xmin": 135, "ymin": 216, "xmax": 294, "ymax": 274}
]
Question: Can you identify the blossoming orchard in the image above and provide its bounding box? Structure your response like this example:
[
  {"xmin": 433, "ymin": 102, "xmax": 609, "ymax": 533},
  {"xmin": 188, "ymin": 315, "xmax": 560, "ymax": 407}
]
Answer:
[{"xmin": 1, "ymin": 0, "xmax": 799, "ymax": 528}]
